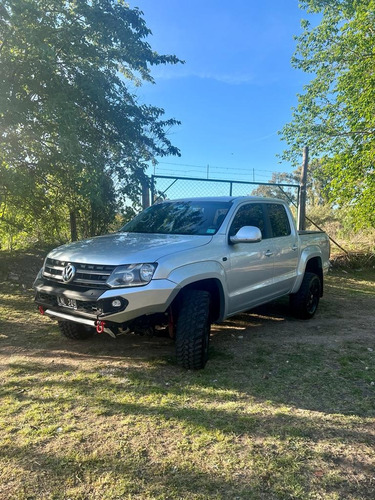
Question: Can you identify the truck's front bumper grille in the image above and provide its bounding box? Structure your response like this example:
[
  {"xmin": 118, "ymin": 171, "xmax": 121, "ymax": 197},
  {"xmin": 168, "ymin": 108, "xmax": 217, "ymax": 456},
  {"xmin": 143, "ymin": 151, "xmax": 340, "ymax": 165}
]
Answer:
[
  {"xmin": 43, "ymin": 258, "xmax": 116, "ymax": 288},
  {"xmin": 35, "ymin": 290, "xmax": 128, "ymax": 318},
  {"xmin": 36, "ymin": 291, "xmax": 102, "ymax": 315}
]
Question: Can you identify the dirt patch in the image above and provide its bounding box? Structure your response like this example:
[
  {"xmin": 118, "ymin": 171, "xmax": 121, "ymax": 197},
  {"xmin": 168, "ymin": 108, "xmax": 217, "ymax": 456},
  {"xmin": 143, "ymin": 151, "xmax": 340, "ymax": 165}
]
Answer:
[{"xmin": 211, "ymin": 270, "xmax": 375, "ymax": 350}]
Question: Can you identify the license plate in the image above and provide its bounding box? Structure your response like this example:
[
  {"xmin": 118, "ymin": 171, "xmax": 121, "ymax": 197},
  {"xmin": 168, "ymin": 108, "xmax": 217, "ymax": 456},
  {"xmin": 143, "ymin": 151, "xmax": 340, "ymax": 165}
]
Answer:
[{"xmin": 57, "ymin": 296, "xmax": 77, "ymax": 309}]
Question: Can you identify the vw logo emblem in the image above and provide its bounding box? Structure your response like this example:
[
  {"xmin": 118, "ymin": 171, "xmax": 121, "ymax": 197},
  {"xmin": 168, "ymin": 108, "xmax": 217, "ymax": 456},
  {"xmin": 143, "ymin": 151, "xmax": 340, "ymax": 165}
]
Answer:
[{"xmin": 62, "ymin": 263, "xmax": 76, "ymax": 283}]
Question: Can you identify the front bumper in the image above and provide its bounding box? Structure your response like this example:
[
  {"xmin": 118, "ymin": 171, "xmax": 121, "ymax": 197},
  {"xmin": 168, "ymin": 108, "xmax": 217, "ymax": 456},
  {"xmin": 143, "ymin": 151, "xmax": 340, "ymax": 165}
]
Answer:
[
  {"xmin": 34, "ymin": 277, "xmax": 179, "ymax": 325},
  {"xmin": 39, "ymin": 308, "xmax": 116, "ymax": 336}
]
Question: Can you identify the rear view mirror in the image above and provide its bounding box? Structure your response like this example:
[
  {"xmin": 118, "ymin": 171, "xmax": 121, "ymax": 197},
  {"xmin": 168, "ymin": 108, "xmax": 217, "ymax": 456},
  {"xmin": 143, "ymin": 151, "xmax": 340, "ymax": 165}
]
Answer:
[{"xmin": 230, "ymin": 226, "xmax": 262, "ymax": 244}]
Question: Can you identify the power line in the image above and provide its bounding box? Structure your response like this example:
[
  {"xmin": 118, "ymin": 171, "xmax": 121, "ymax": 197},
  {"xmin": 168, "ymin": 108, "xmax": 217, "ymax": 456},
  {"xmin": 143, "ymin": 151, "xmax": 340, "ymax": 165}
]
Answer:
[
  {"xmin": 157, "ymin": 161, "xmax": 282, "ymax": 174},
  {"xmin": 155, "ymin": 167, "xmax": 277, "ymax": 180}
]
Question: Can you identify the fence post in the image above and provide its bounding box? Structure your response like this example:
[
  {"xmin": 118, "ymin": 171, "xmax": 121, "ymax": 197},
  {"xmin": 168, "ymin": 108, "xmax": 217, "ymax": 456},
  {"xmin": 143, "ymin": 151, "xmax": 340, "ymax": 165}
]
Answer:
[
  {"xmin": 150, "ymin": 175, "xmax": 155, "ymax": 205},
  {"xmin": 141, "ymin": 177, "xmax": 150, "ymax": 210},
  {"xmin": 297, "ymin": 146, "xmax": 308, "ymax": 231}
]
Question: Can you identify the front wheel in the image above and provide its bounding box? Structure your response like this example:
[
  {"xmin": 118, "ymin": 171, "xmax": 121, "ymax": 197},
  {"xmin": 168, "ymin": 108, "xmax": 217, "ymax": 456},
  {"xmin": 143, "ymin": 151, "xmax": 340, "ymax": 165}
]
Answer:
[
  {"xmin": 175, "ymin": 290, "xmax": 211, "ymax": 370},
  {"xmin": 290, "ymin": 272, "xmax": 321, "ymax": 320}
]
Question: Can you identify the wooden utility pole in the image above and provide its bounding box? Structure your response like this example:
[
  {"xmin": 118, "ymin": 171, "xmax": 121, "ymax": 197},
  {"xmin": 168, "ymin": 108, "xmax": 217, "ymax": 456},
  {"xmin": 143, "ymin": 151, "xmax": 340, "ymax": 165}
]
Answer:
[{"xmin": 297, "ymin": 146, "xmax": 308, "ymax": 231}]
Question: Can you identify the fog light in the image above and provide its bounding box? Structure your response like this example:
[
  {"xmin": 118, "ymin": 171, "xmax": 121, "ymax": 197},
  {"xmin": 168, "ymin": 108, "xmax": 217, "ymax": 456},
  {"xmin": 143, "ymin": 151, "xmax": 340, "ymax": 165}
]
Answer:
[{"xmin": 112, "ymin": 299, "xmax": 122, "ymax": 308}]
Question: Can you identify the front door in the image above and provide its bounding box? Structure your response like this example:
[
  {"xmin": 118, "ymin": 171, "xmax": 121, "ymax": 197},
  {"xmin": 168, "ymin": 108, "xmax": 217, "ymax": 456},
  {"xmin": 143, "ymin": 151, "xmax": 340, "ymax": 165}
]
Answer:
[{"xmin": 226, "ymin": 203, "xmax": 275, "ymax": 314}]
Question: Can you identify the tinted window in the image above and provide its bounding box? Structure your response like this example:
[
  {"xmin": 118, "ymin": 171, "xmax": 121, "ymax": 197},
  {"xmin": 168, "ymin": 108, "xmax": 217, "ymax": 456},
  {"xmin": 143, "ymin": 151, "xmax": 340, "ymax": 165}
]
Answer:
[
  {"xmin": 267, "ymin": 204, "xmax": 291, "ymax": 237},
  {"xmin": 121, "ymin": 201, "xmax": 232, "ymax": 235},
  {"xmin": 229, "ymin": 203, "xmax": 266, "ymax": 238}
]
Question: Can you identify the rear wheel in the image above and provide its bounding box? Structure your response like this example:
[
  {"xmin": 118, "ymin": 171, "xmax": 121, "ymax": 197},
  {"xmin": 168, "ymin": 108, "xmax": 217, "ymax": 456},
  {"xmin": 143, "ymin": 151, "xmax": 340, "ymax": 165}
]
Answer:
[
  {"xmin": 290, "ymin": 272, "xmax": 321, "ymax": 319},
  {"xmin": 175, "ymin": 290, "xmax": 211, "ymax": 370},
  {"xmin": 58, "ymin": 321, "xmax": 95, "ymax": 340}
]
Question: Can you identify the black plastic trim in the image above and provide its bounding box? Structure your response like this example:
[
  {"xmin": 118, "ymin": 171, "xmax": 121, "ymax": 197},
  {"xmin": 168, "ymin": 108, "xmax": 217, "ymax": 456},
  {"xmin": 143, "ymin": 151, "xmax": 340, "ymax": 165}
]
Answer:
[{"xmin": 34, "ymin": 278, "xmax": 128, "ymax": 319}]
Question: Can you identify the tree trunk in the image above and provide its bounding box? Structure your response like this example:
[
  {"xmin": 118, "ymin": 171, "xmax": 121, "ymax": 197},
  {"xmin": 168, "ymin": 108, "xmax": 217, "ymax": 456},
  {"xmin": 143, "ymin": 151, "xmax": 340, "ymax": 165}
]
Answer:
[{"xmin": 70, "ymin": 210, "xmax": 77, "ymax": 241}]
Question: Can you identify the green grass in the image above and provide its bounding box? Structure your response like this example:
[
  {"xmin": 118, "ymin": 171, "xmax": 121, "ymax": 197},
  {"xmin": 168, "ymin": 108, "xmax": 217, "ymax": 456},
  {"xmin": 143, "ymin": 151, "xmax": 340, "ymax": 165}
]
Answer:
[{"xmin": 0, "ymin": 268, "xmax": 374, "ymax": 499}]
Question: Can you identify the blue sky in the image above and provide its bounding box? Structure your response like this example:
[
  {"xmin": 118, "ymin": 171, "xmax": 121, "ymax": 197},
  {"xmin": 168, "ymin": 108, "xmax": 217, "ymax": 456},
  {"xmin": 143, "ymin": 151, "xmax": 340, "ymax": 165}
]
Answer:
[{"xmin": 129, "ymin": 0, "xmax": 314, "ymax": 184}]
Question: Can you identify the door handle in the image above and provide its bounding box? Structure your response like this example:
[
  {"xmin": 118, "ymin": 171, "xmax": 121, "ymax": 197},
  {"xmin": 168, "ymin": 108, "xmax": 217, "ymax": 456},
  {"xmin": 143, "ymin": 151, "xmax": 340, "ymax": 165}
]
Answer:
[
  {"xmin": 265, "ymin": 250, "xmax": 274, "ymax": 257},
  {"xmin": 292, "ymin": 245, "xmax": 298, "ymax": 251}
]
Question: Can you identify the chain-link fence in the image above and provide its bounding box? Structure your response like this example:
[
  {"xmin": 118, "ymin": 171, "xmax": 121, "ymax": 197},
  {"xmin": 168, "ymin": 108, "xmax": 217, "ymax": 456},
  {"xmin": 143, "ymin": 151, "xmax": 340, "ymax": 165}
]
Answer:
[
  {"xmin": 145, "ymin": 174, "xmax": 346, "ymax": 254},
  {"xmin": 150, "ymin": 174, "xmax": 300, "ymax": 209}
]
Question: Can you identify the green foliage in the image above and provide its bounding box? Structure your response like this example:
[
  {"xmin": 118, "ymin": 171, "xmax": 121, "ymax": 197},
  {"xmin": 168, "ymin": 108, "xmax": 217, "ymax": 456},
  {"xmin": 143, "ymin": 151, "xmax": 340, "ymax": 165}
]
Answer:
[
  {"xmin": 251, "ymin": 171, "xmax": 300, "ymax": 206},
  {"xmin": 280, "ymin": 0, "xmax": 375, "ymax": 229},
  {"xmin": 0, "ymin": 0, "xmax": 182, "ymax": 247},
  {"xmin": 251, "ymin": 159, "xmax": 330, "ymax": 209},
  {"xmin": 251, "ymin": 164, "xmax": 375, "ymax": 252}
]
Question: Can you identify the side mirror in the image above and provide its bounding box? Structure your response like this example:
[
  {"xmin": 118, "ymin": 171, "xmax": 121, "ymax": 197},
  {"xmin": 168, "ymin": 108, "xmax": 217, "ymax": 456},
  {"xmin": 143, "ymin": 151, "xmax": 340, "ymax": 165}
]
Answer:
[{"xmin": 230, "ymin": 226, "xmax": 262, "ymax": 244}]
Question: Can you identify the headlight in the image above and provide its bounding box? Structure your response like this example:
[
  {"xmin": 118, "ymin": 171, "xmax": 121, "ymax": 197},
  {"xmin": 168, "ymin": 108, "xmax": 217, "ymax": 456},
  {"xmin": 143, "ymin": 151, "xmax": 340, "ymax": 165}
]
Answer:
[{"xmin": 106, "ymin": 263, "xmax": 157, "ymax": 288}]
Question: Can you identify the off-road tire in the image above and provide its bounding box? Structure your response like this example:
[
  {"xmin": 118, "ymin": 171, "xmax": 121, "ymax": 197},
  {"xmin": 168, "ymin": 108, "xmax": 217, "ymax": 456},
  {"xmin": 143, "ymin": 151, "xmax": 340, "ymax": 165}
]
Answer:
[
  {"xmin": 58, "ymin": 321, "xmax": 95, "ymax": 340},
  {"xmin": 290, "ymin": 272, "xmax": 321, "ymax": 320},
  {"xmin": 175, "ymin": 290, "xmax": 211, "ymax": 370}
]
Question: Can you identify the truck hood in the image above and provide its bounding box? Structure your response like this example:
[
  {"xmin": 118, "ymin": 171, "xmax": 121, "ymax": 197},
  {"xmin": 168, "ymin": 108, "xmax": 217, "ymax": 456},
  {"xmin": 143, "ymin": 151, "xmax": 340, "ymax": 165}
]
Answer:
[{"xmin": 47, "ymin": 233, "xmax": 213, "ymax": 265}]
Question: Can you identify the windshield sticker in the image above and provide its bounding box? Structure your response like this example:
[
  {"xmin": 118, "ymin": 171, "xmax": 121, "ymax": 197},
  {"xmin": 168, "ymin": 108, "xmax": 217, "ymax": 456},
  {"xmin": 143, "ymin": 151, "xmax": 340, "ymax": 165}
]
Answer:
[{"xmin": 206, "ymin": 228, "xmax": 216, "ymax": 234}]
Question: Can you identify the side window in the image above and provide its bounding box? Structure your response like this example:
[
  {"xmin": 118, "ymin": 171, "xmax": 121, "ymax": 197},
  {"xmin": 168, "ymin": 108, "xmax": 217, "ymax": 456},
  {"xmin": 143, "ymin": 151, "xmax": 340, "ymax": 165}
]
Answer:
[
  {"xmin": 229, "ymin": 203, "xmax": 266, "ymax": 238},
  {"xmin": 267, "ymin": 204, "xmax": 291, "ymax": 237}
]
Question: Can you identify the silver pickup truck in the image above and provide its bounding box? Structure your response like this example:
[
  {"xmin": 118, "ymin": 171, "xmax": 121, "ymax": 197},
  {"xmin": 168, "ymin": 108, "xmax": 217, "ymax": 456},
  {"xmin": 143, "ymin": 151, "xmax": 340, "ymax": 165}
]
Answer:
[{"xmin": 34, "ymin": 197, "xmax": 330, "ymax": 369}]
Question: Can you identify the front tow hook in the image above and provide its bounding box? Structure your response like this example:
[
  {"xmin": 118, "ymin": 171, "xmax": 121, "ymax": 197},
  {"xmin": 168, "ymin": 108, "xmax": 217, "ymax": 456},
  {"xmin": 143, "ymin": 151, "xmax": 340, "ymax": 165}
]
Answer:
[{"xmin": 95, "ymin": 320, "xmax": 106, "ymax": 334}]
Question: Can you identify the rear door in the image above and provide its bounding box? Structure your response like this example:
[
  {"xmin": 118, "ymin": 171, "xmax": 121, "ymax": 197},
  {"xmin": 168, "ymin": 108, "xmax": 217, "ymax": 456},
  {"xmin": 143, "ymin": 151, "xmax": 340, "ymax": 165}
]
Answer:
[{"xmin": 266, "ymin": 203, "xmax": 299, "ymax": 294}]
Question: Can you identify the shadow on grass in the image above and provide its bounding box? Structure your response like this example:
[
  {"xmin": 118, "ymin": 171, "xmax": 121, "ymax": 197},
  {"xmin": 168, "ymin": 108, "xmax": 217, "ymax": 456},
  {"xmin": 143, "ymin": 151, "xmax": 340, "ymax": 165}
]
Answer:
[
  {"xmin": 1, "ymin": 273, "xmax": 375, "ymax": 419},
  {"xmin": 1, "ymin": 305, "xmax": 375, "ymax": 418},
  {"xmin": 1, "ymin": 278, "xmax": 375, "ymax": 498},
  {"xmin": 1, "ymin": 357, "xmax": 375, "ymax": 499},
  {"xmin": 0, "ymin": 440, "xmax": 330, "ymax": 500},
  {"xmin": 3, "ymin": 357, "xmax": 375, "ymax": 433}
]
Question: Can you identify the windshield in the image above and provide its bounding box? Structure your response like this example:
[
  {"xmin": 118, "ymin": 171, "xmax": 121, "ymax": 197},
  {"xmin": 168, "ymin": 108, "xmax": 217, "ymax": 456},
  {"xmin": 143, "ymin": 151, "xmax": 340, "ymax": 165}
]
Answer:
[{"xmin": 121, "ymin": 201, "xmax": 232, "ymax": 235}]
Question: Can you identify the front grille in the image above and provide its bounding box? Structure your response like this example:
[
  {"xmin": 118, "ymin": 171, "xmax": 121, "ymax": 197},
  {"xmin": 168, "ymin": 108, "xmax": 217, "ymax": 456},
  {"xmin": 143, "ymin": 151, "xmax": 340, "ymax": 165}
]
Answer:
[
  {"xmin": 36, "ymin": 291, "xmax": 102, "ymax": 315},
  {"xmin": 36, "ymin": 290, "xmax": 128, "ymax": 318},
  {"xmin": 43, "ymin": 258, "xmax": 116, "ymax": 288},
  {"xmin": 37, "ymin": 292, "xmax": 58, "ymax": 307},
  {"xmin": 77, "ymin": 300, "xmax": 101, "ymax": 314}
]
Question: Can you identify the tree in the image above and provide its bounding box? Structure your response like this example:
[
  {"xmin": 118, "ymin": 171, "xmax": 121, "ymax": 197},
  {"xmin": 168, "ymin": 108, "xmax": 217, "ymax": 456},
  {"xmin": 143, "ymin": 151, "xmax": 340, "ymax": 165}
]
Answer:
[
  {"xmin": 280, "ymin": 0, "xmax": 375, "ymax": 229},
  {"xmin": 251, "ymin": 160, "xmax": 330, "ymax": 208},
  {"xmin": 251, "ymin": 163, "xmax": 345, "ymax": 242},
  {"xmin": 0, "ymin": 0, "xmax": 182, "ymax": 244},
  {"xmin": 251, "ymin": 171, "xmax": 299, "ymax": 206}
]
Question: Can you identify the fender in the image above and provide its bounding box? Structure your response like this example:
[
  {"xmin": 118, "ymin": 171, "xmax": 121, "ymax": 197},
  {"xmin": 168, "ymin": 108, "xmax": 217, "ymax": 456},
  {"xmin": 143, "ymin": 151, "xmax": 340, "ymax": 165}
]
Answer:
[
  {"xmin": 290, "ymin": 246, "xmax": 323, "ymax": 294},
  {"xmin": 167, "ymin": 261, "xmax": 228, "ymax": 319}
]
